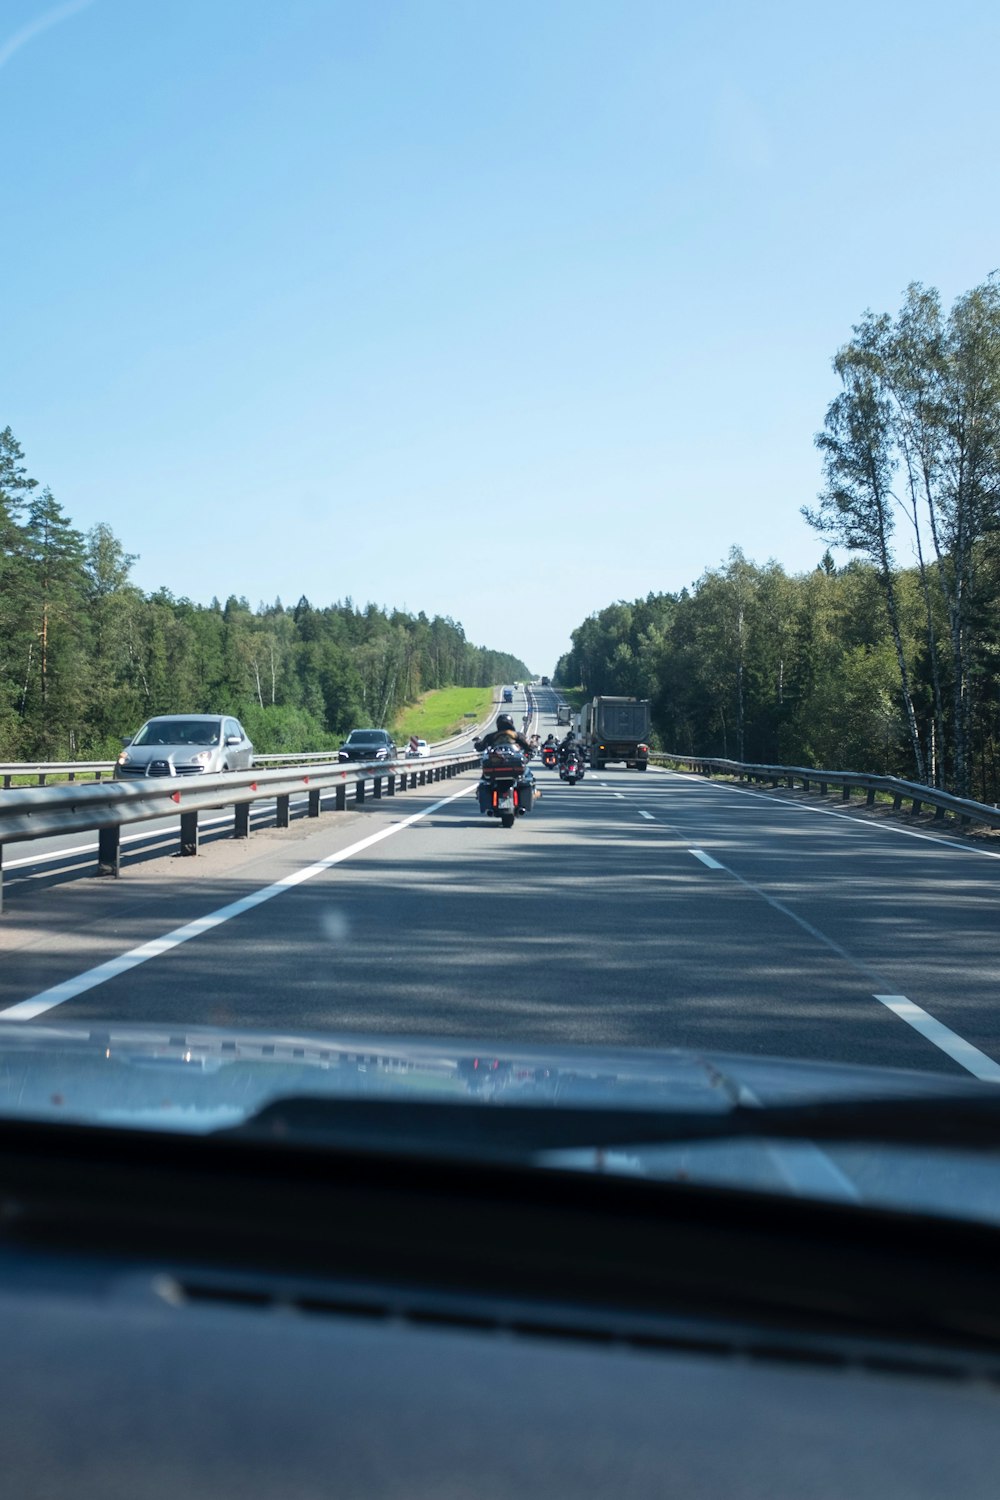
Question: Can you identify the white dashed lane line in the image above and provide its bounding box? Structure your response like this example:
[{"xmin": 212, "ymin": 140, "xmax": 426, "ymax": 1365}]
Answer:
[
  {"xmin": 684, "ymin": 843, "xmax": 1000, "ymax": 1082},
  {"xmin": 638, "ymin": 811, "xmax": 655, "ymax": 821},
  {"xmin": 873, "ymin": 996, "xmax": 1000, "ymax": 1082}
]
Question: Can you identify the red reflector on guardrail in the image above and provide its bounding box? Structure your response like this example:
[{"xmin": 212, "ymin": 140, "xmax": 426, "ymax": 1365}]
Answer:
[{"xmin": 170, "ymin": 792, "xmax": 181, "ymax": 803}]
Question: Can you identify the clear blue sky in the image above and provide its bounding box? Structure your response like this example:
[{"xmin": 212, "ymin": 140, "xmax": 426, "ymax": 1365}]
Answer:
[{"xmin": 4, "ymin": 0, "xmax": 999, "ymax": 675}]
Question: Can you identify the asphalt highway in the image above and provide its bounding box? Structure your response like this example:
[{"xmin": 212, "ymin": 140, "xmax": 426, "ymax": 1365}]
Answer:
[{"xmin": 2, "ymin": 685, "xmax": 1000, "ymax": 1082}]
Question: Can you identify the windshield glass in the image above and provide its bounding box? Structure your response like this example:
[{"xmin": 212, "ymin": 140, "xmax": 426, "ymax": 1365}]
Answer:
[
  {"xmin": 133, "ymin": 720, "xmax": 222, "ymax": 748},
  {"xmin": 3, "ymin": 2, "xmax": 1000, "ymax": 1239}
]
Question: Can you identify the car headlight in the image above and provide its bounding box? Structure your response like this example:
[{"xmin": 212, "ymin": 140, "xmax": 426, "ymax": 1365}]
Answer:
[
  {"xmin": 190, "ymin": 751, "xmax": 212, "ymax": 764},
  {"xmin": 117, "ymin": 751, "xmax": 130, "ymax": 766}
]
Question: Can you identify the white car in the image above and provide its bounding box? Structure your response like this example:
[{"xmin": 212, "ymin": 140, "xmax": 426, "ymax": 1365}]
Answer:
[{"xmin": 405, "ymin": 739, "xmax": 430, "ymax": 758}]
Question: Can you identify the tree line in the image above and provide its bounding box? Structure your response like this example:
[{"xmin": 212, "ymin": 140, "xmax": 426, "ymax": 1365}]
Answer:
[
  {"xmin": 0, "ymin": 428, "xmax": 530, "ymax": 760},
  {"xmin": 556, "ymin": 277, "xmax": 1000, "ymax": 804}
]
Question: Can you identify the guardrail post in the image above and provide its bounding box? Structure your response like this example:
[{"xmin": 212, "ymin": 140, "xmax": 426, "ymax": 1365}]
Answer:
[
  {"xmin": 866, "ymin": 788, "xmax": 876, "ymax": 807},
  {"xmin": 309, "ymin": 788, "xmax": 321, "ymax": 817},
  {"xmin": 802, "ymin": 777, "xmax": 810, "ymax": 792},
  {"xmin": 334, "ymin": 785, "xmax": 345, "ymax": 812},
  {"xmin": 2, "ymin": 775, "xmax": 10, "ymax": 789},
  {"xmin": 97, "ymin": 826, "xmax": 120, "ymax": 877},
  {"xmin": 934, "ymin": 804, "xmax": 946, "ymax": 821},
  {"xmin": 180, "ymin": 811, "xmax": 199, "ymax": 857},
  {"xmin": 276, "ymin": 794, "xmax": 290, "ymax": 828},
  {"xmin": 373, "ymin": 776, "xmax": 382, "ymax": 800},
  {"xmin": 356, "ymin": 779, "xmax": 365, "ymax": 804},
  {"xmin": 842, "ymin": 784, "xmax": 851, "ymax": 801},
  {"xmin": 387, "ymin": 773, "xmax": 396, "ymax": 796},
  {"xmin": 234, "ymin": 803, "xmax": 250, "ymax": 839},
  {"xmin": 893, "ymin": 793, "xmax": 903, "ymax": 811},
  {"xmin": 819, "ymin": 780, "xmax": 827, "ymax": 795},
  {"xmin": 911, "ymin": 798, "xmax": 922, "ymax": 815}
]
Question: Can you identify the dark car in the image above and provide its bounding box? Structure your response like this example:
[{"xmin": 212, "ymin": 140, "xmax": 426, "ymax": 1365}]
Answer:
[{"xmin": 337, "ymin": 728, "xmax": 397, "ymax": 763}]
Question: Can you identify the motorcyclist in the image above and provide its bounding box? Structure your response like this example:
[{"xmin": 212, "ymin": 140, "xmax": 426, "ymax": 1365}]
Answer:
[
  {"xmin": 474, "ymin": 713, "xmax": 533, "ymax": 757},
  {"xmin": 558, "ymin": 728, "xmax": 578, "ymax": 765},
  {"xmin": 474, "ymin": 714, "xmax": 534, "ymax": 814}
]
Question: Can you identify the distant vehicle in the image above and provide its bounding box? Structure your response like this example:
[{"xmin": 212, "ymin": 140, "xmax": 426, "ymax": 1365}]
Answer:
[
  {"xmin": 406, "ymin": 738, "xmax": 430, "ymax": 759},
  {"xmin": 556, "ymin": 703, "xmax": 572, "ymax": 726},
  {"xmin": 115, "ymin": 715, "xmax": 253, "ymax": 779},
  {"xmin": 501, "ymin": 687, "xmax": 514, "ymax": 703},
  {"xmin": 540, "ymin": 676, "xmax": 550, "ymax": 687},
  {"xmin": 580, "ymin": 696, "xmax": 651, "ymax": 771},
  {"xmin": 338, "ymin": 729, "xmax": 397, "ymax": 762}
]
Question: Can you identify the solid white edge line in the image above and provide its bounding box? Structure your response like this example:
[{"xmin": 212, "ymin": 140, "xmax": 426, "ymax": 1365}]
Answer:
[
  {"xmin": 674, "ymin": 770, "xmax": 1000, "ymax": 862},
  {"xmin": 0, "ymin": 783, "xmax": 474, "ymax": 1022},
  {"xmin": 690, "ymin": 849, "xmax": 724, "ymax": 869},
  {"xmin": 873, "ymin": 995, "xmax": 1000, "ymax": 1082}
]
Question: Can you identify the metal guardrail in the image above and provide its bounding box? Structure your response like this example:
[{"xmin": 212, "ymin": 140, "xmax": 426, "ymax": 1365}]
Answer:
[
  {"xmin": 0, "ymin": 762, "xmax": 112, "ymax": 788},
  {"xmin": 0, "ymin": 703, "xmax": 497, "ymax": 789},
  {"xmin": 651, "ymin": 753, "xmax": 1000, "ymax": 831},
  {"xmin": 0, "ymin": 752, "xmax": 480, "ymax": 912}
]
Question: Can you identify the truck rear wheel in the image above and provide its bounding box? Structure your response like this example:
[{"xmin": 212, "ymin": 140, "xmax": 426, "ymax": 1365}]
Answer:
[{"xmin": 637, "ymin": 762, "xmax": 647, "ymax": 771}]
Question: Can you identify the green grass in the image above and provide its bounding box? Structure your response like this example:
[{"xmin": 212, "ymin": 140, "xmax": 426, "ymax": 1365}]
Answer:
[{"xmin": 393, "ymin": 686, "xmax": 496, "ymax": 743}]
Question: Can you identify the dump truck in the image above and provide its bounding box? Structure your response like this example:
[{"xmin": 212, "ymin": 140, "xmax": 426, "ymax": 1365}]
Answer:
[{"xmin": 580, "ymin": 696, "xmax": 651, "ymax": 770}]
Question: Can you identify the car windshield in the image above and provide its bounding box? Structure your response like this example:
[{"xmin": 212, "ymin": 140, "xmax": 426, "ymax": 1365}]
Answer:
[
  {"xmin": 132, "ymin": 720, "xmax": 222, "ymax": 748},
  {"xmin": 4, "ymin": 2, "xmax": 1000, "ymax": 1245}
]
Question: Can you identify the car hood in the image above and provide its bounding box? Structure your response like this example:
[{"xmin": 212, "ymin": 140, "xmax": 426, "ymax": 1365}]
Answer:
[
  {"xmin": 0, "ymin": 1022, "xmax": 994, "ymax": 1223},
  {"xmin": 122, "ymin": 744, "xmax": 216, "ymax": 763}
]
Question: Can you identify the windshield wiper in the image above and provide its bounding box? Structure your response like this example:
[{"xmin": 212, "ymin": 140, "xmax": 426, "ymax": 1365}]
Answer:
[{"xmin": 222, "ymin": 1090, "xmax": 1000, "ymax": 1159}]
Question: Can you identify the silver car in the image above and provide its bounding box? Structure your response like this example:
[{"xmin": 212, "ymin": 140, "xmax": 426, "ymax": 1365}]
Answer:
[{"xmin": 115, "ymin": 714, "xmax": 254, "ymax": 779}]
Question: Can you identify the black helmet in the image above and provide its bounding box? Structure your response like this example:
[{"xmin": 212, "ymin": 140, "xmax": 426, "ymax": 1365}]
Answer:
[{"xmin": 496, "ymin": 713, "xmax": 515, "ymax": 732}]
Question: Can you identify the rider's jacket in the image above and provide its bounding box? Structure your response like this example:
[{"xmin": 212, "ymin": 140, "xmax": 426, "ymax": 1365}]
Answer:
[{"xmin": 475, "ymin": 727, "xmax": 533, "ymax": 756}]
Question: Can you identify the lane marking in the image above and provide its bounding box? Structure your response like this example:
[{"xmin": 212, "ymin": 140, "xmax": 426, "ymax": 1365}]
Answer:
[
  {"xmin": 690, "ymin": 848, "xmax": 724, "ymax": 869},
  {"xmin": 638, "ymin": 811, "xmax": 655, "ymax": 821},
  {"xmin": 612, "ymin": 792, "xmax": 625, "ymax": 800},
  {"xmin": 685, "ymin": 843, "xmax": 1000, "ymax": 1079},
  {"xmin": 0, "ymin": 784, "xmax": 474, "ymax": 1022},
  {"xmin": 873, "ymin": 995, "xmax": 1000, "ymax": 1082},
  {"xmin": 682, "ymin": 773, "xmax": 1000, "ymax": 863}
]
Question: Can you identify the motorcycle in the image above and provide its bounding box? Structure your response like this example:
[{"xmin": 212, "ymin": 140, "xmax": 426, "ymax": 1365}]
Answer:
[
  {"xmin": 541, "ymin": 744, "xmax": 558, "ymax": 769},
  {"xmin": 477, "ymin": 744, "xmax": 535, "ymax": 829},
  {"xmin": 559, "ymin": 747, "xmax": 586, "ymax": 785}
]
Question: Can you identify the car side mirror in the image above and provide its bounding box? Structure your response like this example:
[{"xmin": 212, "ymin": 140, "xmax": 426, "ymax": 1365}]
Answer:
[{"xmin": 225, "ymin": 734, "xmax": 241, "ymax": 746}]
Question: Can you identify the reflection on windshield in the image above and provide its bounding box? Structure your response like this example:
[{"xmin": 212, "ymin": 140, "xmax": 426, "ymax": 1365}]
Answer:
[{"xmin": 133, "ymin": 721, "xmax": 222, "ymax": 747}]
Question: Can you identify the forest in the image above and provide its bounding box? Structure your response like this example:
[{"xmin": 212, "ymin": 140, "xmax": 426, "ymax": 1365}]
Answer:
[
  {"xmin": 0, "ymin": 428, "xmax": 529, "ymax": 760},
  {"xmin": 556, "ymin": 278, "xmax": 1000, "ymax": 804}
]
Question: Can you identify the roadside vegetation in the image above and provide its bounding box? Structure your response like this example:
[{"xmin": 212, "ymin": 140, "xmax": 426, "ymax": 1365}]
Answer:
[
  {"xmin": 0, "ymin": 426, "xmax": 529, "ymax": 761},
  {"xmin": 556, "ymin": 275, "xmax": 1000, "ymax": 805},
  {"xmin": 393, "ymin": 687, "xmax": 495, "ymax": 744}
]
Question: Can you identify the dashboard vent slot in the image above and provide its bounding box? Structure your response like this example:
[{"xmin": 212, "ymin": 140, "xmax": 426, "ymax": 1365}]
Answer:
[{"xmin": 165, "ymin": 1275, "xmax": 984, "ymax": 1384}]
